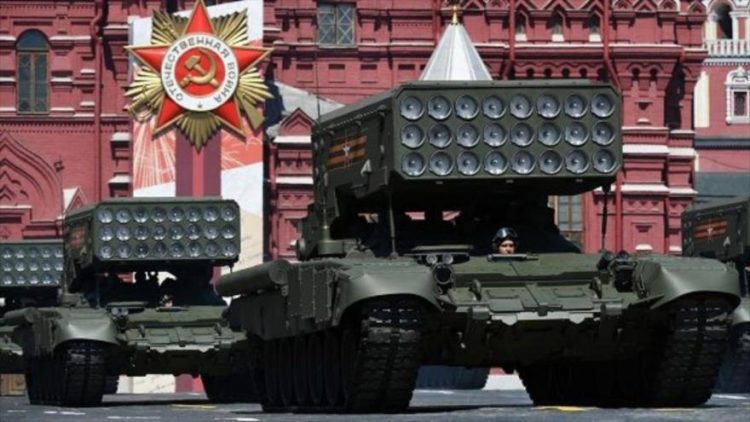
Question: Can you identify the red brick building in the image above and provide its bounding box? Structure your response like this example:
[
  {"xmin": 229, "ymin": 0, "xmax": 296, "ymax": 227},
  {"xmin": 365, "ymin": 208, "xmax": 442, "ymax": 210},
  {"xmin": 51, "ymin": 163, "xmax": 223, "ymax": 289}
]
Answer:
[
  {"xmin": 0, "ymin": 0, "xmax": 736, "ymax": 260},
  {"xmin": 692, "ymin": 0, "xmax": 750, "ymax": 201}
]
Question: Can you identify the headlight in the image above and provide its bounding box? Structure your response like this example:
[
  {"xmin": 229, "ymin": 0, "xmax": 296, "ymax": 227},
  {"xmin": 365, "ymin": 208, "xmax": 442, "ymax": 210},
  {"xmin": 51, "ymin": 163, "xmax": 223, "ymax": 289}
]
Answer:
[
  {"xmin": 509, "ymin": 94, "xmax": 532, "ymax": 119},
  {"xmin": 401, "ymin": 124, "xmax": 425, "ymax": 148},
  {"xmin": 187, "ymin": 224, "xmax": 201, "ymax": 240},
  {"xmin": 115, "ymin": 208, "xmax": 131, "ymax": 223},
  {"xmin": 538, "ymin": 123, "xmax": 561, "ymax": 146},
  {"xmin": 41, "ymin": 274, "xmax": 53, "ymax": 285},
  {"xmin": 400, "ymin": 96, "xmax": 424, "ymax": 120},
  {"xmin": 169, "ymin": 207, "xmax": 185, "ymax": 222},
  {"xmin": 401, "ymin": 152, "xmax": 426, "ymax": 177},
  {"xmin": 133, "ymin": 207, "xmax": 148, "ymax": 223},
  {"xmin": 153, "ymin": 242, "xmax": 167, "ymax": 257},
  {"xmin": 204, "ymin": 207, "xmax": 219, "ymax": 222},
  {"xmin": 14, "ymin": 261, "xmax": 25, "ymax": 271},
  {"xmin": 592, "ymin": 93, "xmax": 615, "ymax": 118},
  {"xmin": 511, "ymin": 151, "xmax": 535, "ymax": 174},
  {"xmin": 151, "ymin": 207, "xmax": 167, "ymax": 223},
  {"xmin": 564, "ymin": 94, "xmax": 587, "ymax": 118},
  {"xmin": 220, "ymin": 206, "xmax": 237, "ymax": 222},
  {"xmin": 222, "ymin": 243, "xmax": 238, "ymax": 257},
  {"xmin": 456, "ymin": 95, "xmax": 479, "ymax": 120},
  {"xmin": 484, "ymin": 151, "xmax": 508, "ymax": 175},
  {"xmin": 205, "ymin": 241, "xmax": 220, "ymax": 257},
  {"xmin": 510, "ymin": 123, "xmax": 534, "ymax": 147},
  {"xmin": 1, "ymin": 261, "xmax": 11, "ymax": 271},
  {"xmin": 27, "ymin": 247, "xmax": 39, "ymax": 259},
  {"xmin": 540, "ymin": 150, "xmax": 563, "ymax": 174},
  {"xmin": 15, "ymin": 250, "xmax": 24, "ymax": 259},
  {"xmin": 457, "ymin": 151, "xmax": 480, "ymax": 175},
  {"xmin": 483, "ymin": 123, "xmax": 506, "ymax": 147},
  {"xmin": 170, "ymin": 243, "xmax": 185, "ymax": 258},
  {"xmin": 99, "ymin": 246, "xmax": 114, "ymax": 260},
  {"xmin": 204, "ymin": 225, "xmax": 219, "ymax": 240},
  {"xmin": 152, "ymin": 225, "xmax": 167, "ymax": 240},
  {"xmin": 41, "ymin": 261, "xmax": 51, "ymax": 271},
  {"xmin": 97, "ymin": 208, "xmax": 114, "ymax": 224},
  {"xmin": 29, "ymin": 275, "xmax": 39, "ymax": 285},
  {"xmin": 593, "ymin": 149, "xmax": 617, "ymax": 173},
  {"xmin": 221, "ymin": 225, "xmax": 237, "ymax": 240},
  {"xmin": 428, "ymin": 95, "xmax": 452, "ymax": 120},
  {"xmin": 135, "ymin": 243, "xmax": 149, "ymax": 258},
  {"xmin": 565, "ymin": 150, "xmax": 589, "ymax": 174},
  {"xmin": 1, "ymin": 248, "xmax": 11, "ymax": 259},
  {"xmin": 537, "ymin": 94, "xmax": 560, "ymax": 118},
  {"xmin": 116, "ymin": 226, "xmax": 131, "ymax": 241},
  {"xmin": 482, "ymin": 95, "xmax": 505, "ymax": 119},
  {"xmin": 187, "ymin": 207, "xmax": 202, "ymax": 222},
  {"xmin": 28, "ymin": 261, "xmax": 39, "ymax": 271},
  {"xmin": 592, "ymin": 121, "xmax": 615, "ymax": 146},
  {"xmin": 456, "ymin": 124, "xmax": 479, "ymax": 148},
  {"xmin": 99, "ymin": 226, "xmax": 114, "ymax": 241},
  {"xmin": 170, "ymin": 225, "xmax": 185, "ymax": 240},
  {"xmin": 134, "ymin": 225, "xmax": 149, "ymax": 240},
  {"xmin": 188, "ymin": 242, "xmax": 202, "ymax": 257},
  {"xmin": 2, "ymin": 275, "xmax": 13, "ymax": 285},
  {"xmin": 40, "ymin": 248, "xmax": 52, "ymax": 258},
  {"xmin": 15, "ymin": 275, "xmax": 26, "ymax": 285},
  {"xmin": 429, "ymin": 152, "xmax": 453, "ymax": 176},
  {"xmin": 565, "ymin": 122, "xmax": 588, "ymax": 146},
  {"xmin": 54, "ymin": 261, "xmax": 63, "ymax": 271}
]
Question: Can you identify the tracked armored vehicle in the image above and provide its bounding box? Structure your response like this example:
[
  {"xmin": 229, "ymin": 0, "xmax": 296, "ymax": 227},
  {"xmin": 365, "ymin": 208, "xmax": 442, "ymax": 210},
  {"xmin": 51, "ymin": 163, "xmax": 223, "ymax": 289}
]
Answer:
[
  {"xmin": 2, "ymin": 198, "xmax": 253, "ymax": 406},
  {"xmin": 218, "ymin": 80, "xmax": 740, "ymax": 412},
  {"xmin": 683, "ymin": 196, "xmax": 750, "ymax": 392},
  {"xmin": 0, "ymin": 240, "xmax": 63, "ymax": 376}
]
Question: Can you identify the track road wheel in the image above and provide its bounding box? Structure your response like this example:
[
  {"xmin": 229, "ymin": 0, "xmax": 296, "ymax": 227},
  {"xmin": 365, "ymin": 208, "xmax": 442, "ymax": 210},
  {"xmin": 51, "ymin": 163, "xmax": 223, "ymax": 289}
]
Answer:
[
  {"xmin": 323, "ymin": 330, "xmax": 343, "ymax": 406},
  {"xmin": 54, "ymin": 341, "xmax": 107, "ymax": 407},
  {"xmin": 255, "ymin": 339, "xmax": 281, "ymax": 410},
  {"xmin": 202, "ymin": 372, "xmax": 258, "ymax": 403},
  {"xmin": 277, "ymin": 338, "xmax": 296, "ymax": 407},
  {"xmin": 24, "ymin": 357, "xmax": 40, "ymax": 404},
  {"xmin": 307, "ymin": 333, "xmax": 325, "ymax": 406},
  {"xmin": 715, "ymin": 324, "xmax": 750, "ymax": 393}
]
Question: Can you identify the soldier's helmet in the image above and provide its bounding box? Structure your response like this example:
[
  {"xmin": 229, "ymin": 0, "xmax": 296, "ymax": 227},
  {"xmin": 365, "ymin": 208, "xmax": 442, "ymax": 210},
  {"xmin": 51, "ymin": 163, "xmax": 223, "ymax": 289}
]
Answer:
[{"xmin": 492, "ymin": 227, "xmax": 519, "ymax": 249}]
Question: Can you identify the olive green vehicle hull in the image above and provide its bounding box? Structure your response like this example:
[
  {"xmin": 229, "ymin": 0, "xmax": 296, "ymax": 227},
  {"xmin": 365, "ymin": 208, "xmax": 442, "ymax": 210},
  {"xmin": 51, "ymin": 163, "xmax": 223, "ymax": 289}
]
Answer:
[
  {"xmin": 220, "ymin": 253, "xmax": 740, "ymax": 411},
  {"xmin": 5, "ymin": 305, "xmax": 250, "ymax": 377}
]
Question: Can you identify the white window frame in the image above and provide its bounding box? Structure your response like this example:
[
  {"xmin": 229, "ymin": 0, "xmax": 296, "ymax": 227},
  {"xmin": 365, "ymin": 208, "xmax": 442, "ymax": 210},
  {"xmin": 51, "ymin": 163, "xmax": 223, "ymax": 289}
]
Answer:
[{"xmin": 726, "ymin": 66, "xmax": 750, "ymax": 124}]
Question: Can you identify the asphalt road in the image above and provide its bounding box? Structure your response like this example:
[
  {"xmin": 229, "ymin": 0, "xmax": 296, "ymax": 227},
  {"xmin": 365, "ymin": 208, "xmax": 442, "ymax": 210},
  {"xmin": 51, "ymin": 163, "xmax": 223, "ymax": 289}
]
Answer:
[{"xmin": 2, "ymin": 390, "xmax": 750, "ymax": 422}]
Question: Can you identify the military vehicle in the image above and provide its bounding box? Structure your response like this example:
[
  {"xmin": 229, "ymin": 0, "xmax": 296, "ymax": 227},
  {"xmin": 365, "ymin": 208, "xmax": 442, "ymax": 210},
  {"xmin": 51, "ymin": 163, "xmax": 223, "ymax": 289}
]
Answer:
[
  {"xmin": 0, "ymin": 240, "xmax": 63, "ymax": 377},
  {"xmin": 1, "ymin": 198, "xmax": 254, "ymax": 406},
  {"xmin": 217, "ymin": 80, "xmax": 740, "ymax": 412},
  {"xmin": 1, "ymin": 240, "xmax": 121, "ymax": 396},
  {"xmin": 683, "ymin": 196, "xmax": 750, "ymax": 392}
]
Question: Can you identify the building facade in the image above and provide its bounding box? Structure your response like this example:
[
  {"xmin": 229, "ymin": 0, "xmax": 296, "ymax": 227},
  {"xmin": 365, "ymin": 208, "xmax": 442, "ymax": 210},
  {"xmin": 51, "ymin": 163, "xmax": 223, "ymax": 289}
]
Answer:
[
  {"xmin": 0, "ymin": 0, "xmax": 739, "ymax": 256},
  {"xmin": 693, "ymin": 0, "xmax": 750, "ymax": 201},
  {"xmin": 264, "ymin": 0, "xmax": 712, "ymax": 257}
]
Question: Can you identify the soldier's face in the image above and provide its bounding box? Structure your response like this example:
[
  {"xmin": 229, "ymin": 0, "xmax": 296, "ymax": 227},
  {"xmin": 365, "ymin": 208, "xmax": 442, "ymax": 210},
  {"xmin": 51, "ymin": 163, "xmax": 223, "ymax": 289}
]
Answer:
[{"xmin": 498, "ymin": 240, "xmax": 516, "ymax": 254}]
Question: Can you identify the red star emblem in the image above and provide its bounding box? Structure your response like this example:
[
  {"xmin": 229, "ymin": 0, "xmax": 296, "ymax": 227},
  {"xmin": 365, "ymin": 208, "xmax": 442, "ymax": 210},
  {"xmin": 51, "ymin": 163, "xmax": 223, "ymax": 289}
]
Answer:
[{"xmin": 127, "ymin": 0, "xmax": 270, "ymax": 135}]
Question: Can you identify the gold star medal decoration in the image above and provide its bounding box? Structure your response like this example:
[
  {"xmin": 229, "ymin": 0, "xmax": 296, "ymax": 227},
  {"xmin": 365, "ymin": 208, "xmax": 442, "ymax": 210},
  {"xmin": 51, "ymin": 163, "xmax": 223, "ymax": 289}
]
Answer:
[{"xmin": 125, "ymin": 0, "xmax": 272, "ymax": 150}]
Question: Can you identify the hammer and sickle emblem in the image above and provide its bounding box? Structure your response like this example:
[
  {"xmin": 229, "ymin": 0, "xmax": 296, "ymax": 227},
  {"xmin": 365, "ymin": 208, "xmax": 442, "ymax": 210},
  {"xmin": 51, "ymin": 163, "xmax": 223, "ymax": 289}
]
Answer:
[{"xmin": 179, "ymin": 48, "xmax": 220, "ymax": 88}]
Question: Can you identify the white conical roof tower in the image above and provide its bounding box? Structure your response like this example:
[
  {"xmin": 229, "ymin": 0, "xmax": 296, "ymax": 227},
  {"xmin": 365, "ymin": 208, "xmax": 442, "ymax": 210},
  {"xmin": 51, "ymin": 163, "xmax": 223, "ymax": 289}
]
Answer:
[{"xmin": 419, "ymin": 3, "xmax": 491, "ymax": 81}]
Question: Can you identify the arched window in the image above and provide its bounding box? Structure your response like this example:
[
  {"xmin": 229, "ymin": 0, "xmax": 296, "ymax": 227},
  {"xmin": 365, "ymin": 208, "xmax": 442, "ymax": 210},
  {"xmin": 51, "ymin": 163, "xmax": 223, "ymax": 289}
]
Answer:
[
  {"xmin": 16, "ymin": 30, "xmax": 49, "ymax": 114},
  {"xmin": 548, "ymin": 12, "xmax": 564, "ymax": 42},
  {"xmin": 515, "ymin": 14, "xmax": 527, "ymax": 41},
  {"xmin": 711, "ymin": 4, "xmax": 733, "ymax": 39},
  {"xmin": 587, "ymin": 15, "xmax": 601, "ymax": 41},
  {"xmin": 726, "ymin": 66, "xmax": 749, "ymax": 123}
]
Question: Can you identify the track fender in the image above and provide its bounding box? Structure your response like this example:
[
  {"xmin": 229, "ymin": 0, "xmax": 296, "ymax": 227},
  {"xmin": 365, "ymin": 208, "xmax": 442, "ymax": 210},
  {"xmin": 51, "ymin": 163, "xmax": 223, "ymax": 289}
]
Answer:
[
  {"xmin": 635, "ymin": 257, "xmax": 740, "ymax": 309},
  {"xmin": 51, "ymin": 315, "xmax": 119, "ymax": 350},
  {"xmin": 334, "ymin": 265, "xmax": 439, "ymax": 323},
  {"xmin": 732, "ymin": 297, "xmax": 750, "ymax": 327},
  {"xmin": 11, "ymin": 308, "xmax": 119, "ymax": 355}
]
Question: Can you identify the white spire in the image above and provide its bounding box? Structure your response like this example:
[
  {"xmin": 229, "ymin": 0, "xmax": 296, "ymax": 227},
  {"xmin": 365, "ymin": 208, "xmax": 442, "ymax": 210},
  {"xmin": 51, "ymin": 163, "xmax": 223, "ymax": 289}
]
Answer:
[{"xmin": 419, "ymin": 17, "xmax": 492, "ymax": 81}]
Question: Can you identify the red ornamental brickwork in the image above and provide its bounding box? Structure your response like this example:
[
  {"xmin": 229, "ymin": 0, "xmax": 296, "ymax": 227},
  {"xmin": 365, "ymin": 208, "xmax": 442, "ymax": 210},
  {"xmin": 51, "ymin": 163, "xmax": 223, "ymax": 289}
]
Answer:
[
  {"xmin": 264, "ymin": 0, "xmax": 711, "ymax": 258},
  {"xmin": 0, "ymin": 0, "xmax": 730, "ymax": 260}
]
